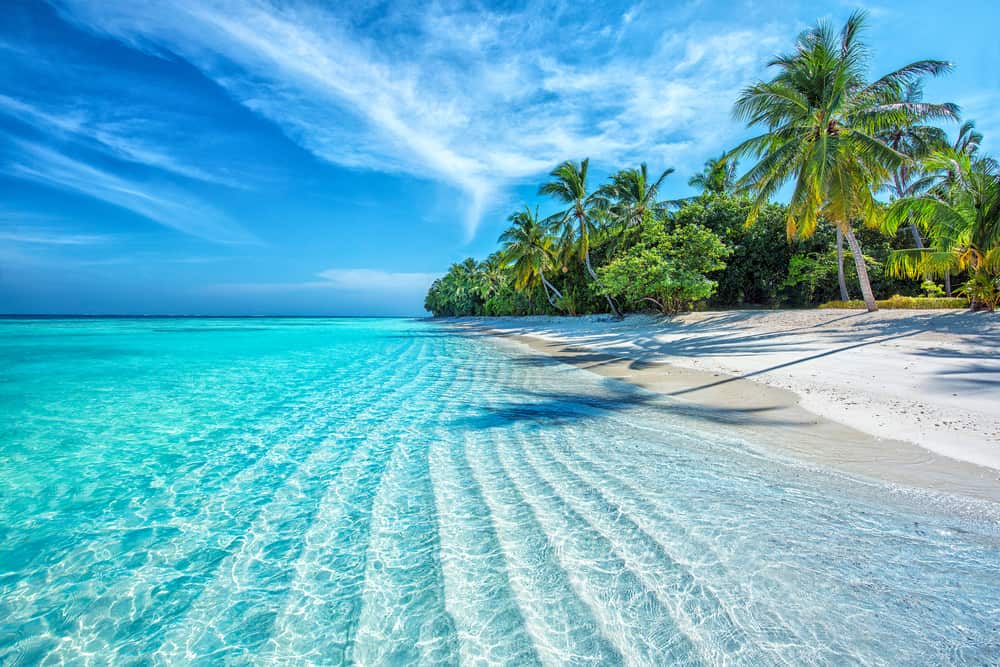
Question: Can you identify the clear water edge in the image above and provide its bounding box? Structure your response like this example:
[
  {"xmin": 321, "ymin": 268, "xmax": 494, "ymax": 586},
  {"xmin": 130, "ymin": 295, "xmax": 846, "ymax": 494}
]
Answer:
[{"xmin": 1, "ymin": 317, "xmax": 998, "ymax": 665}]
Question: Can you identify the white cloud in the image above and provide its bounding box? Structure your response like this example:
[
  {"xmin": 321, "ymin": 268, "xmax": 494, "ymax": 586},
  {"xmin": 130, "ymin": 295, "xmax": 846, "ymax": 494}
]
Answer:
[
  {"xmin": 5, "ymin": 141, "xmax": 258, "ymax": 245},
  {"xmin": 54, "ymin": 0, "xmax": 789, "ymax": 236}
]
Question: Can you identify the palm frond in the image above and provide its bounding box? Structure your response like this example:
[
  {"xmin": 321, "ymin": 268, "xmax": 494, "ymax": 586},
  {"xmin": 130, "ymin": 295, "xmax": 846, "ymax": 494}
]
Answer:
[{"xmin": 885, "ymin": 248, "xmax": 958, "ymax": 278}]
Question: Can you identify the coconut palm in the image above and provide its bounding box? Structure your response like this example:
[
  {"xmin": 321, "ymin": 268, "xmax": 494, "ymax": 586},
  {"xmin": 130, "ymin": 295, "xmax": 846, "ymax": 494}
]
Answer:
[
  {"xmin": 884, "ymin": 149, "xmax": 1000, "ymax": 309},
  {"xmin": 539, "ymin": 159, "xmax": 623, "ymax": 317},
  {"xmin": 953, "ymin": 120, "xmax": 984, "ymax": 158},
  {"xmin": 923, "ymin": 121, "xmax": 994, "ymax": 295},
  {"xmin": 597, "ymin": 163, "xmax": 675, "ymax": 229},
  {"xmin": 688, "ymin": 154, "xmax": 738, "ymax": 196},
  {"xmin": 728, "ymin": 10, "xmax": 953, "ymax": 311},
  {"xmin": 879, "ymin": 81, "xmax": 957, "ymax": 248},
  {"xmin": 452, "ymin": 257, "xmax": 482, "ymax": 312},
  {"xmin": 476, "ymin": 252, "xmax": 508, "ymax": 302},
  {"xmin": 499, "ymin": 206, "xmax": 564, "ymax": 310}
]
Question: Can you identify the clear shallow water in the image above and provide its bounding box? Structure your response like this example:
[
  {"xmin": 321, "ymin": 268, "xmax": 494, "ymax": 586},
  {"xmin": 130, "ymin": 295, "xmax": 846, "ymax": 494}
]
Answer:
[{"xmin": 1, "ymin": 318, "xmax": 998, "ymax": 666}]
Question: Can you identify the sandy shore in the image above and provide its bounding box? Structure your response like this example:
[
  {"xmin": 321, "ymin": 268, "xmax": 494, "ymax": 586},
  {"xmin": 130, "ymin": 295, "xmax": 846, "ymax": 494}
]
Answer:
[{"xmin": 452, "ymin": 309, "xmax": 1000, "ymax": 503}]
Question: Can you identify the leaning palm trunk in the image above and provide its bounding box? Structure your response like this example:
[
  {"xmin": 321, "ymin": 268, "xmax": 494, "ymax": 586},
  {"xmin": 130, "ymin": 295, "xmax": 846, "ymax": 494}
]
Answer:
[
  {"xmin": 539, "ymin": 272, "xmax": 563, "ymax": 310},
  {"xmin": 843, "ymin": 225, "xmax": 877, "ymax": 312},
  {"xmin": 584, "ymin": 249, "xmax": 623, "ymax": 319},
  {"xmin": 835, "ymin": 228, "xmax": 849, "ymax": 301}
]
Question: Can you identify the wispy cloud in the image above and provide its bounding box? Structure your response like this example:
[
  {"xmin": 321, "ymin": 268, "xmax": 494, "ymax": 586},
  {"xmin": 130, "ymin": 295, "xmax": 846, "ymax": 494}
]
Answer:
[
  {"xmin": 5, "ymin": 141, "xmax": 259, "ymax": 245},
  {"xmin": 316, "ymin": 268, "xmax": 438, "ymax": 291},
  {"xmin": 209, "ymin": 268, "xmax": 437, "ymax": 294},
  {"xmin": 0, "ymin": 94, "xmax": 247, "ymax": 188},
  {"xmin": 0, "ymin": 229, "xmax": 111, "ymax": 245},
  {"xmin": 54, "ymin": 0, "xmax": 787, "ymax": 236},
  {"xmin": 0, "ymin": 209, "xmax": 113, "ymax": 245}
]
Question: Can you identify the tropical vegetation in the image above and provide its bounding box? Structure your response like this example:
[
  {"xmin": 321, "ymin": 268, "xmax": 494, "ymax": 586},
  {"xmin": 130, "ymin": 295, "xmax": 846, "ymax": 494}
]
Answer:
[{"xmin": 425, "ymin": 11, "xmax": 999, "ymax": 317}]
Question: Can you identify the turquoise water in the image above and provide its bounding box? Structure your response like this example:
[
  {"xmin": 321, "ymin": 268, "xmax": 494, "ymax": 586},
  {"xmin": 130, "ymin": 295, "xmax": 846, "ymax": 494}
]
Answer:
[{"xmin": 1, "ymin": 318, "xmax": 998, "ymax": 665}]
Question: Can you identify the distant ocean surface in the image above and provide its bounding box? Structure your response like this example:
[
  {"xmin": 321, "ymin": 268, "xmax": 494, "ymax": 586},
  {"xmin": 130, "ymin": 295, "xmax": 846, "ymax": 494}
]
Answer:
[{"xmin": 1, "ymin": 317, "xmax": 998, "ymax": 664}]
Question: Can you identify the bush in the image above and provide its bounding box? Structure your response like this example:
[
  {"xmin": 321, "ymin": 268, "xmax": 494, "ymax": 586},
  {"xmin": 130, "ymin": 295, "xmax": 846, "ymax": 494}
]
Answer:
[
  {"xmin": 920, "ymin": 280, "xmax": 946, "ymax": 298},
  {"xmin": 673, "ymin": 196, "xmax": 797, "ymax": 306},
  {"xmin": 819, "ymin": 295, "xmax": 969, "ymax": 309},
  {"xmin": 958, "ymin": 273, "xmax": 1000, "ymax": 311},
  {"xmin": 598, "ymin": 221, "xmax": 730, "ymax": 314}
]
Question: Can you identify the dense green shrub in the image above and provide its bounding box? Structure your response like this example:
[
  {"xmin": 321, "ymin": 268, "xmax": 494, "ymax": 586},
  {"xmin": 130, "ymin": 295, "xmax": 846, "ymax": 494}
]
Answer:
[
  {"xmin": 597, "ymin": 222, "xmax": 730, "ymax": 314},
  {"xmin": 672, "ymin": 196, "xmax": 806, "ymax": 306}
]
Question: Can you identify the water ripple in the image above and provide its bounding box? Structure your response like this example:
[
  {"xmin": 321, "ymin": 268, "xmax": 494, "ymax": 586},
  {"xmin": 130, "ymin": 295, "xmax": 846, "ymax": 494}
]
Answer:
[{"xmin": 1, "ymin": 318, "xmax": 998, "ymax": 665}]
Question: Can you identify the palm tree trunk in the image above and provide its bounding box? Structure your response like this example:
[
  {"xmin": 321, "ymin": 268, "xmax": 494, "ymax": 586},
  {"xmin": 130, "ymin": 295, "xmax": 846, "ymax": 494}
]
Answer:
[
  {"xmin": 843, "ymin": 225, "xmax": 877, "ymax": 312},
  {"xmin": 584, "ymin": 248, "xmax": 623, "ymax": 319},
  {"xmin": 836, "ymin": 228, "xmax": 849, "ymax": 301},
  {"xmin": 583, "ymin": 247, "xmax": 599, "ymax": 281},
  {"xmin": 540, "ymin": 272, "xmax": 563, "ymax": 301},
  {"xmin": 540, "ymin": 272, "xmax": 563, "ymax": 310}
]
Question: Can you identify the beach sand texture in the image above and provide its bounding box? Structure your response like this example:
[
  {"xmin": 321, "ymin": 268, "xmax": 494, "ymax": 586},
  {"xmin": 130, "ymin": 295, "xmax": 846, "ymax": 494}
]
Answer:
[{"xmin": 456, "ymin": 309, "xmax": 1000, "ymax": 502}]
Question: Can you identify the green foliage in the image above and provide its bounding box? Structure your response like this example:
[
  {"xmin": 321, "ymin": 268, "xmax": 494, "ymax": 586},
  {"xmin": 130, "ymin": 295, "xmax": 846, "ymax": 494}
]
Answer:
[
  {"xmin": 781, "ymin": 247, "xmax": 883, "ymax": 305},
  {"xmin": 819, "ymin": 296, "xmax": 968, "ymax": 309},
  {"xmin": 423, "ymin": 192, "xmax": 946, "ymax": 317},
  {"xmin": 920, "ymin": 280, "xmax": 946, "ymax": 298},
  {"xmin": 958, "ymin": 273, "xmax": 1000, "ymax": 311},
  {"xmin": 424, "ymin": 256, "xmax": 555, "ymax": 317},
  {"xmin": 884, "ymin": 149, "xmax": 1000, "ymax": 297},
  {"xmin": 783, "ymin": 253, "xmax": 839, "ymax": 304},
  {"xmin": 688, "ymin": 154, "xmax": 738, "ymax": 196},
  {"xmin": 597, "ymin": 222, "xmax": 730, "ymax": 314},
  {"xmin": 674, "ymin": 196, "xmax": 809, "ymax": 305}
]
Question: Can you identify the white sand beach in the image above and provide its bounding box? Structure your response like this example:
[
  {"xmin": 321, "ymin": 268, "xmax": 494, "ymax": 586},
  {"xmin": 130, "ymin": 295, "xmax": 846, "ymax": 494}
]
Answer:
[{"xmin": 456, "ymin": 309, "xmax": 1000, "ymax": 501}]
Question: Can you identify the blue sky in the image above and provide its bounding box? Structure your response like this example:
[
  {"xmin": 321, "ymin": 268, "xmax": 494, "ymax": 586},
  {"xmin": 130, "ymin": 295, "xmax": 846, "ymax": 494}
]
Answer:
[{"xmin": 1, "ymin": 0, "xmax": 997, "ymax": 315}]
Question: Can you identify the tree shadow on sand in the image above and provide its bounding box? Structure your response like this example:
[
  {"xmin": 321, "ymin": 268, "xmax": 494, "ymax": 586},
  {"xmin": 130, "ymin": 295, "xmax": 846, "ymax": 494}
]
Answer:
[
  {"xmin": 450, "ymin": 382, "xmax": 810, "ymax": 432},
  {"xmin": 455, "ymin": 311, "xmax": 999, "ymax": 415}
]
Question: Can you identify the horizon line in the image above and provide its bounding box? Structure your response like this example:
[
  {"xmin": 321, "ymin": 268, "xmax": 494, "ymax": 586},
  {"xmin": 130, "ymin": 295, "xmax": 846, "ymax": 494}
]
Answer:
[{"xmin": 0, "ymin": 313, "xmax": 430, "ymax": 319}]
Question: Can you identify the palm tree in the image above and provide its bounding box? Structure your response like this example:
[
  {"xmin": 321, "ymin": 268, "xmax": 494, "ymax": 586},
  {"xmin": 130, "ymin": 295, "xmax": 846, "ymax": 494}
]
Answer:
[
  {"xmin": 452, "ymin": 257, "xmax": 482, "ymax": 313},
  {"xmin": 539, "ymin": 159, "xmax": 623, "ymax": 317},
  {"xmin": 877, "ymin": 82, "xmax": 957, "ymax": 295},
  {"xmin": 728, "ymin": 10, "xmax": 953, "ymax": 311},
  {"xmin": 926, "ymin": 120, "xmax": 992, "ymax": 295},
  {"xmin": 499, "ymin": 206, "xmax": 564, "ymax": 310},
  {"xmin": 597, "ymin": 163, "xmax": 675, "ymax": 229},
  {"xmin": 884, "ymin": 149, "xmax": 1000, "ymax": 309},
  {"xmin": 953, "ymin": 120, "xmax": 984, "ymax": 158},
  {"xmin": 476, "ymin": 252, "xmax": 508, "ymax": 303},
  {"xmin": 688, "ymin": 154, "xmax": 738, "ymax": 196},
  {"xmin": 879, "ymin": 81, "xmax": 957, "ymax": 248}
]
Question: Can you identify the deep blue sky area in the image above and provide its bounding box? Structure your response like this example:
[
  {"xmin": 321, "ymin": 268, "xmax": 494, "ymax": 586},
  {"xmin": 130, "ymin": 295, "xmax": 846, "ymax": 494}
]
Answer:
[{"xmin": 1, "ymin": 0, "xmax": 997, "ymax": 315}]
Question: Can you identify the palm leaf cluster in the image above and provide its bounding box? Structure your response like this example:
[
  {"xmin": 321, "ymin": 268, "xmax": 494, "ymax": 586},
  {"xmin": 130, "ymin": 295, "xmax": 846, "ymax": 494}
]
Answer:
[{"xmin": 885, "ymin": 150, "xmax": 1000, "ymax": 282}]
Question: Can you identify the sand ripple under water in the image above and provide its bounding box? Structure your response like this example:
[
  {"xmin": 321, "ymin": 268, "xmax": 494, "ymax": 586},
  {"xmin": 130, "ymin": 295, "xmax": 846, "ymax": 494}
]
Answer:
[{"xmin": 1, "ymin": 317, "xmax": 998, "ymax": 664}]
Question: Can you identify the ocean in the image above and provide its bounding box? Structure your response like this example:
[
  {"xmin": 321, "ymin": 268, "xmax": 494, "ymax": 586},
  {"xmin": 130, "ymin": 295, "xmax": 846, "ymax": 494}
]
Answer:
[{"xmin": 1, "ymin": 317, "xmax": 998, "ymax": 664}]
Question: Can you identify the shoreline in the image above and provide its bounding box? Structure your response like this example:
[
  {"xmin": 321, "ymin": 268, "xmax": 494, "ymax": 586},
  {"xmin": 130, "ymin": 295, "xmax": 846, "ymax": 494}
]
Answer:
[{"xmin": 451, "ymin": 310, "xmax": 1000, "ymax": 505}]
